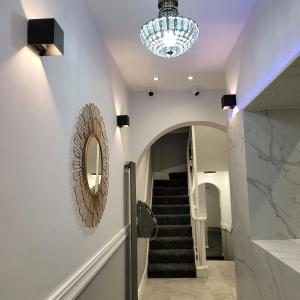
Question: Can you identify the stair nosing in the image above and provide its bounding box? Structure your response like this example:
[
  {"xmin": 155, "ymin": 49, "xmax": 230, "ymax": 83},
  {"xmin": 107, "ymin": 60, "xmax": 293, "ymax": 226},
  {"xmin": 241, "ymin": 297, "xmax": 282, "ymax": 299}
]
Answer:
[
  {"xmin": 148, "ymin": 263, "xmax": 195, "ymax": 269},
  {"xmin": 157, "ymin": 224, "xmax": 191, "ymax": 228},
  {"xmin": 154, "ymin": 188, "xmax": 187, "ymax": 190},
  {"xmin": 149, "ymin": 249, "xmax": 194, "ymax": 253},
  {"xmin": 152, "ymin": 236, "xmax": 193, "ymax": 240},
  {"xmin": 153, "ymin": 195, "xmax": 189, "ymax": 198},
  {"xmin": 156, "ymin": 214, "xmax": 191, "ymax": 217},
  {"xmin": 152, "ymin": 204, "xmax": 190, "ymax": 207}
]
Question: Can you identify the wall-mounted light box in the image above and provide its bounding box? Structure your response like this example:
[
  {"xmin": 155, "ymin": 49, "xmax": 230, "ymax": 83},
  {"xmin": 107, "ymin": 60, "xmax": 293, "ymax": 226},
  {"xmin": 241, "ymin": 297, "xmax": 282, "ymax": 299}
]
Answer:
[
  {"xmin": 28, "ymin": 18, "xmax": 64, "ymax": 56},
  {"xmin": 117, "ymin": 115, "xmax": 130, "ymax": 128},
  {"xmin": 221, "ymin": 94, "xmax": 236, "ymax": 110}
]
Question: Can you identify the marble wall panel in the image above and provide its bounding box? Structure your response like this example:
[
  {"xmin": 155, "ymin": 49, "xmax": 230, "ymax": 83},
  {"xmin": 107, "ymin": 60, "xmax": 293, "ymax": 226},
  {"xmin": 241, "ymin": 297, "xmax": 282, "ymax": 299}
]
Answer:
[
  {"xmin": 244, "ymin": 109, "xmax": 300, "ymax": 239},
  {"xmin": 228, "ymin": 109, "xmax": 300, "ymax": 300}
]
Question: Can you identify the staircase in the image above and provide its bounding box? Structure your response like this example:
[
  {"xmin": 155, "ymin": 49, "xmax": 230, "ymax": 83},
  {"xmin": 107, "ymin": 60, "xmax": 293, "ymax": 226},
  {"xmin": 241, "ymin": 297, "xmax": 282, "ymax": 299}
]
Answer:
[{"xmin": 148, "ymin": 172, "xmax": 196, "ymax": 278}]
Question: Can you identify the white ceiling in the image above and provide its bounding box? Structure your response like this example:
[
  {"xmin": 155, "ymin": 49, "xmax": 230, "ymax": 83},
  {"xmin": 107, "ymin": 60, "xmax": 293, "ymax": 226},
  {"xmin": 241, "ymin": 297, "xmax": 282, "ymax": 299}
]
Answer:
[
  {"xmin": 85, "ymin": 0, "xmax": 255, "ymax": 91},
  {"xmin": 247, "ymin": 56, "xmax": 300, "ymax": 109}
]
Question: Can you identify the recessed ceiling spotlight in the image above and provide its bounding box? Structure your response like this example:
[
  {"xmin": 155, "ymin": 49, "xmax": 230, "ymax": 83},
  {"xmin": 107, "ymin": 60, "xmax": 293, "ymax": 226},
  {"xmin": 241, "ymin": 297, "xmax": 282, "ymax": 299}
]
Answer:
[
  {"xmin": 188, "ymin": 76, "xmax": 194, "ymax": 81},
  {"xmin": 153, "ymin": 77, "xmax": 159, "ymax": 81}
]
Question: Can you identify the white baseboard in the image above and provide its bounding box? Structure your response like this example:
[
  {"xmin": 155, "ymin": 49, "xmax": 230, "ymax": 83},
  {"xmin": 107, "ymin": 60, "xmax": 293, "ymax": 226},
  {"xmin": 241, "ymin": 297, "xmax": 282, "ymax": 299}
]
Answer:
[
  {"xmin": 196, "ymin": 265, "xmax": 208, "ymax": 278},
  {"xmin": 48, "ymin": 225, "xmax": 130, "ymax": 300}
]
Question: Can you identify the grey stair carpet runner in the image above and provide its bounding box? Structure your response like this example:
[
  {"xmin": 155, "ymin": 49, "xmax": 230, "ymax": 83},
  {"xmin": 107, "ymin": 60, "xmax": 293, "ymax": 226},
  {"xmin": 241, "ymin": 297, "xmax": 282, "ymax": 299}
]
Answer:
[
  {"xmin": 148, "ymin": 172, "xmax": 196, "ymax": 278},
  {"xmin": 206, "ymin": 227, "xmax": 224, "ymax": 260}
]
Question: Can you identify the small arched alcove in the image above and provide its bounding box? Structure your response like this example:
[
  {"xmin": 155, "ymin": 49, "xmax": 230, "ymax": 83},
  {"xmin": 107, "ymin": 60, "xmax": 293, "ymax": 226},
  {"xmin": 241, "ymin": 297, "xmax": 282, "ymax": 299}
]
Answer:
[{"xmin": 198, "ymin": 182, "xmax": 223, "ymax": 259}]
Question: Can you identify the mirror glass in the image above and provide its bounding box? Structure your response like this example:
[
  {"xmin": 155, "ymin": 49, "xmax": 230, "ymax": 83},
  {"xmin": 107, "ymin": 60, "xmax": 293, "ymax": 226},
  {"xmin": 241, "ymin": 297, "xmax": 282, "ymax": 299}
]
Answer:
[{"xmin": 86, "ymin": 136, "xmax": 103, "ymax": 194}]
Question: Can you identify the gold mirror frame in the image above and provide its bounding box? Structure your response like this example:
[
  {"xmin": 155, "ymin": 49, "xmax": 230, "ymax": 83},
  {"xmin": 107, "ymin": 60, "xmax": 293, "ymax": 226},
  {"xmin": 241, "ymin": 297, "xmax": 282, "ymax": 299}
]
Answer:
[{"xmin": 72, "ymin": 103, "xmax": 109, "ymax": 228}]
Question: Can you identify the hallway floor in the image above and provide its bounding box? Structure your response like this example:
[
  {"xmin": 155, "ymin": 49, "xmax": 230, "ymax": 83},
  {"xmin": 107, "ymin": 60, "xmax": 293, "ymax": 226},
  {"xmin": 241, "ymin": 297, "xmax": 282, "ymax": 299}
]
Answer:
[{"xmin": 141, "ymin": 261, "xmax": 236, "ymax": 300}]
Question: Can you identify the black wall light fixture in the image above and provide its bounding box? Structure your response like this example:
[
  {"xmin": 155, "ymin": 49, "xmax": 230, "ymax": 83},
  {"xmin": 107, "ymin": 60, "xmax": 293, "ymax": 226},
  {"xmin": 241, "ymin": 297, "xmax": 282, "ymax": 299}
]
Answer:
[
  {"xmin": 221, "ymin": 94, "xmax": 236, "ymax": 110},
  {"xmin": 117, "ymin": 115, "xmax": 130, "ymax": 128},
  {"xmin": 28, "ymin": 18, "xmax": 64, "ymax": 56}
]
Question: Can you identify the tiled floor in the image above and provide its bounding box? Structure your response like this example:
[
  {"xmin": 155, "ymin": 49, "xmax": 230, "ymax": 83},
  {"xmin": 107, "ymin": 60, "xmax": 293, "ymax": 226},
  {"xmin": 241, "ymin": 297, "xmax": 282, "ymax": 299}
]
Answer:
[{"xmin": 141, "ymin": 261, "xmax": 237, "ymax": 300}]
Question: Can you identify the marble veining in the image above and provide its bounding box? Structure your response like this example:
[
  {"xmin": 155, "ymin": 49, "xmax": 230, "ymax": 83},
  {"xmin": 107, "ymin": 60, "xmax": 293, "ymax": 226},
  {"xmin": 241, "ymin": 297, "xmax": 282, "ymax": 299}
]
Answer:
[
  {"xmin": 228, "ymin": 112, "xmax": 263, "ymax": 300},
  {"xmin": 228, "ymin": 110, "xmax": 300, "ymax": 300},
  {"xmin": 252, "ymin": 239, "xmax": 300, "ymax": 300},
  {"xmin": 254, "ymin": 239, "xmax": 300, "ymax": 274},
  {"xmin": 244, "ymin": 109, "xmax": 300, "ymax": 239}
]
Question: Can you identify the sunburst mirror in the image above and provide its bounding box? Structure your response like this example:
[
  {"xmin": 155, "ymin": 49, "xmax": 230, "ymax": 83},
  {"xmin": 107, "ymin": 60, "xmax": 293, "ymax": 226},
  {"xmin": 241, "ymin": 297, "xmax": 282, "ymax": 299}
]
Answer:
[{"xmin": 72, "ymin": 103, "xmax": 109, "ymax": 228}]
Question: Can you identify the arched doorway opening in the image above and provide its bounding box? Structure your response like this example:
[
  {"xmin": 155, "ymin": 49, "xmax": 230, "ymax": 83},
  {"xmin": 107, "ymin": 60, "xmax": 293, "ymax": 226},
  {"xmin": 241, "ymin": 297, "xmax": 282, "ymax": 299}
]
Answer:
[
  {"xmin": 135, "ymin": 121, "xmax": 226, "ymax": 164},
  {"xmin": 137, "ymin": 123, "xmax": 236, "ymax": 299},
  {"xmin": 199, "ymin": 183, "xmax": 223, "ymax": 260}
]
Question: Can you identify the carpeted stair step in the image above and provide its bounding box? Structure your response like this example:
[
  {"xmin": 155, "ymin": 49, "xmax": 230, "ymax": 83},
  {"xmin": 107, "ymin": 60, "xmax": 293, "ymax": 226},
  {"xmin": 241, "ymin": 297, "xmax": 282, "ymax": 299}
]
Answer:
[
  {"xmin": 148, "ymin": 170, "xmax": 195, "ymax": 278},
  {"xmin": 152, "ymin": 204, "xmax": 190, "ymax": 215},
  {"xmin": 153, "ymin": 187, "xmax": 188, "ymax": 196},
  {"xmin": 150, "ymin": 237, "xmax": 193, "ymax": 249},
  {"xmin": 156, "ymin": 214, "xmax": 191, "ymax": 225},
  {"xmin": 169, "ymin": 172, "xmax": 188, "ymax": 180},
  {"xmin": 149, "ymin": 249, "xmax": 194, "ymax": 263},
  {"xmin": 154, "ymin": 179, "xmax": 188, "ymax": 187},
  {"xmin": 148, "ymin": 263, "xmax": 196, "ymax": 278},
  {"xmin": 207, "ymin": 227, "xmax": 224, "ymax": 260},
  {"xmin": 152, "ymin": 195, "xmax": 189, "ymax": 206},
  {"xmin": 157, "ymin": 225, "xmax": 192, "ymax": 237}
]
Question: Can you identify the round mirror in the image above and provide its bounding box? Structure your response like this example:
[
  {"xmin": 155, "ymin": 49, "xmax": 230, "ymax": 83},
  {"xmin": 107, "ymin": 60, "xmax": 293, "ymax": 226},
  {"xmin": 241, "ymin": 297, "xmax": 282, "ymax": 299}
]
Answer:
[{"xmin": 85, "ymin": 135, "xmax": 103, "ymax": 195}]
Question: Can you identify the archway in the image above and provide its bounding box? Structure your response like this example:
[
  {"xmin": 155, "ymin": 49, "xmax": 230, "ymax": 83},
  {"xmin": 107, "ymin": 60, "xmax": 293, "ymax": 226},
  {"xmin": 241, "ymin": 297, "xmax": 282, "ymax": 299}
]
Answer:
[
  {"xmin": 137, "ymin": 123, "xmax": 237, "ymax": 299},
  {"xmin": 199, "ymin": 183, "xmax": 223, "ymax": 260},
  {"xmin": 136, "ymin": 121, "xmax": 226, "ymax": 165}
]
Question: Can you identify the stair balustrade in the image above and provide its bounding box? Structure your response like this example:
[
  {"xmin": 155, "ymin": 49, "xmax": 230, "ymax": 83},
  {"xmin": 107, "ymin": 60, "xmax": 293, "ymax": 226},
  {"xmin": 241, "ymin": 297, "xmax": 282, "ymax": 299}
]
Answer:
[{"xmin": 187, "ymin": 126, "xmax": 208, "ymax": 278}]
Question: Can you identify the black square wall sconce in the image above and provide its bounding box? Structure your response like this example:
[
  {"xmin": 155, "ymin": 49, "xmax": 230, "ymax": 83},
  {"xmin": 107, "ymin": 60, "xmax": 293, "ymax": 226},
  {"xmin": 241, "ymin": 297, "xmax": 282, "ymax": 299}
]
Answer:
[
  {"xmin": 117, "ymin": 115, "xmax": 130, "ymax": 128},
  {"xmin": 221, "ymin": 94, "xmax": 236, "ymax": 110},
  {"xmin": 28, "ymin": 18, "xmax": 64, "ymax": 56}
]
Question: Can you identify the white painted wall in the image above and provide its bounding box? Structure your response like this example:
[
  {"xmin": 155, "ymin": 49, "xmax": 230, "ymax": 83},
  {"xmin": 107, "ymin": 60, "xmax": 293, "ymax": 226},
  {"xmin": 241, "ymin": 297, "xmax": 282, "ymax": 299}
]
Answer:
[
  {"xmin": 0, "ymin": 0, "xmax": 130, "ymax": 299},
  {"xmin": 198, "ymin": 172, "xmax": 232, "ymax": 230},
  {"xmin": 136, "ymin": 149, "xmax": 151, "ymax": 203},
  {"xmin": 226, "ymin": 0, "xmax": 300, "ymax": 113},
  {"xmin": 130, "ymin": 90, "xmax": 227, "ymax": 162},
  {"xmin": 194, "ymin": 126, "xmax": 228, "ymax": 171}
]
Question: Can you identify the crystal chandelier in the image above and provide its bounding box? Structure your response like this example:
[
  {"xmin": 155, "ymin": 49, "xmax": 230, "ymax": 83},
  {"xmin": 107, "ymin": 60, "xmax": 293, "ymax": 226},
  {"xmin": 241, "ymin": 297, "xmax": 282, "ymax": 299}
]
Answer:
[{"xmin": 140, "ymin": 0, "xmax": 199, "ymax": 58}]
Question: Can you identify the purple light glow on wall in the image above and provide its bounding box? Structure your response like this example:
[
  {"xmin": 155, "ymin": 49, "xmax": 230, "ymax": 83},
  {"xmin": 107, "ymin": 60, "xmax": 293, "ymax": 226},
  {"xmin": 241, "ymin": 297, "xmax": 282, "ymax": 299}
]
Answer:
[{"xmin": 228, "ymin": 46, "xmax": 300, "ymax": 120}]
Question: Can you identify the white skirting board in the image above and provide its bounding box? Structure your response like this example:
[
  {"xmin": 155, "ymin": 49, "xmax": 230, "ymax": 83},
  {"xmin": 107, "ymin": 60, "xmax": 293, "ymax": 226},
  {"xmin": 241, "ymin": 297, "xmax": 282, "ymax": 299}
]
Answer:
[
  {"xmin": 48, "ymin": 225, "xmax": 130, "ymax": 300},
  {"xmin": 196, "ymin": 265, "xmax": 208, "ymax": 278}
]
